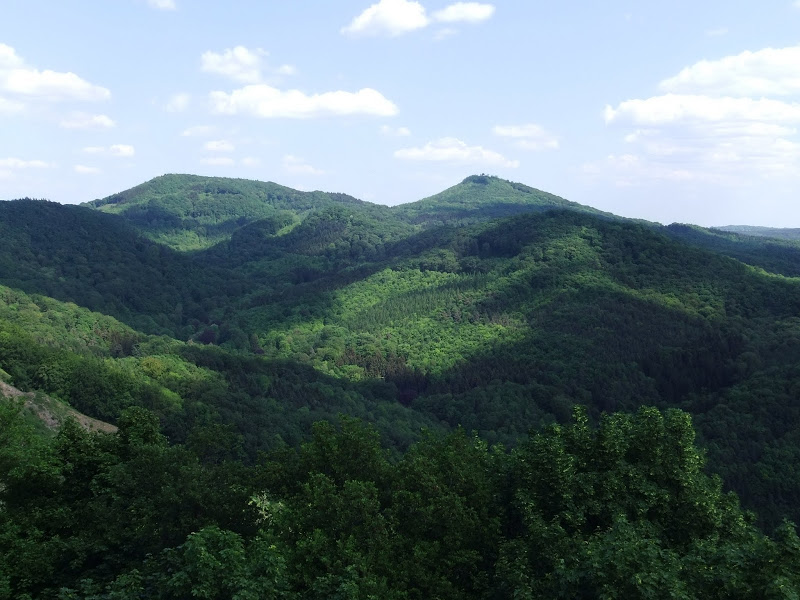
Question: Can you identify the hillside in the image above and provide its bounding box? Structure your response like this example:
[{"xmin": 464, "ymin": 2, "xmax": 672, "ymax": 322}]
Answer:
[
  {"xmin": 717, "ymin": 224, "xmax": 800, "ymax": 241},
  {"xmin": 664, "ymin": 223, "xmax": 800, "ymax": 277},
  {"xmin": 4, "ymin": 175, "xmax": 800, "ymax": 596},
  {"xmin": 0, "ymin": 380, "xmax": 117, "ymax": 434},
  {"xmin": 391, "ymin": 174, "xmax": 616, "ymax": 226},
  {"xmin": 83, "ymin": 173, "xmax": 397, "ymax": 251}
]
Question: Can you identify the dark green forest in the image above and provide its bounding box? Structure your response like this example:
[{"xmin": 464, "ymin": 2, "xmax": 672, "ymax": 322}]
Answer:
[{"xmin": 2, "ymin": 173, "xmax": 800, "ymax": 597}]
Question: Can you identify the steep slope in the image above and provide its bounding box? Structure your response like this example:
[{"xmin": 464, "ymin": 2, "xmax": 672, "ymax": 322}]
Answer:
[
  {"xmin": 0, "ymin": 381, "xmax": 117, "ymax": 434},
  {"xmin": 664, "ymin": 223, "xmax": 800, "ymax": 277},
  {"xmin": 0, "ymin": 199, "xmax": 238, "ymax": 336},
  {"xmin": 230, "ymin": 209, "xmax": 800, "ymax": 526},
  {"xmin": 390, "ymin": 174, "xmax": 617, "ymax": 226}
]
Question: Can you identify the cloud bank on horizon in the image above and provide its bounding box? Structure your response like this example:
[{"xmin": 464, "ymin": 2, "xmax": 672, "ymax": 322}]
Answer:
[{"xmin": 1, "ymin": 1, "xmax": 800, "ymax": 226}]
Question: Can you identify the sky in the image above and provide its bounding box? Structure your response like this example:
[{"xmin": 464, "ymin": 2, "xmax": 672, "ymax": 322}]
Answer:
[{"xmin": 2, "ymin": 1, "xmax": 800, "ymax": 226}]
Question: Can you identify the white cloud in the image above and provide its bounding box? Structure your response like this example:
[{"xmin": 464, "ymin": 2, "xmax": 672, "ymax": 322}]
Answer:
[
  {"xmin": 204, "ymin": 139, "xmax": 235, "ymax": 152},
  {"xmin": 3, "ymin": 69, "xmax": 110, "ymax": 101},
  {"xmin": 602, "ymin": 45, "xmax": 800, "ymax": 187},
  {"xmin": 60, "ymin": 113, "xmax": 115, "ymax": 129},
  {"xmin": 342, "ymin": 0, "xmax": 429, "ymax": 36},
  {"xmin": 0, "ymin": 157, "xmax": 52, "ymax": 169},
  {"xmin": 342, "ymin": 0, "xmax": 495, "ymax": 36},
  {"xmin": 0, "ymin": 44, "xmax": 23, "ymax": 69},
  {"xmin": 242, "ymin": 156, "xmax": 261, "ymax": 167},
  {"xmin": 147, "ymin": 0, "xmax": 176, "ymax": 10},
  {"xmin": 210, "ymin": 84, "xmax": 398, "ymax": 118},
  {"xmin": 493, "ymin": 123, "xmax": 559, "ymax": 150},
  {"xmin": 200, "ymin": 157, "xmax": 235, "ymax": 166},
  {"xmin": 659, "ymin": 45, "xmax": 800, "ymax": 97},
  {"xmin": 82, "ymin": 144, "xmax": 135, "ymax": 157},
  {"xmin": 605, "ymin": 94, "xmax": 800, "ymax": 125},
  {"xmin": 0, "ymin": 96, "xmax": 24, "ymax": 114},
  {"xmin": 110, "ymin": 144, "xmax": 135, "ymax": 157},
  {"xmin": 202, "ymin": 47, "xmax": 267, "ymax": 83},
  {"xmin": 394, "ymin": 137, "xmax": 518, "ymax": 167},
  {"xmin": 380, "ymin": 124, "xmax": 411, "ymax": 136},
  {"xmin": 181, "ymin": 124, "xmax": 217, "ymax": 137},
  {"xmin": 282, "ymin": 154, "xmax": 325, "ymax": 175},
  {"xmin": 0, "ymin": 44, "xmax": 110, "ymax": 102},
  {"xmin": 74, "ymin": 164, "xmax": 101, "ymax": 175},
  {"xmin": 165, "ymin": 92, "xmax": 190, "ymax": 112},
  {"xmin": 432, "ymin": 2, "xmax": 495, "ymax": 23}
]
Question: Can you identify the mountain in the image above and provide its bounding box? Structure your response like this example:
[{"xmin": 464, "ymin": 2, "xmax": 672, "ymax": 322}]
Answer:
[
  {"xmin": 6, "ymin": 180, "xmax": 800, "ymax": 528},
  {"xmin": 717, "ymin": 224, "xmax": 800, "ymax": 240},
  {"xmin": 4, "ymin": 174, "xmax": 800, "ymax": 597},
  {"xmin": 664, "ymin": 222, "xmax": 800, "ymax": 277},
  {"xmin": 391, "ymin": 174, "xmax": 617, "ymax": 226},
  {"xmin": 83, "ymin": 173, "xmax": 384, "ymax": 251}
]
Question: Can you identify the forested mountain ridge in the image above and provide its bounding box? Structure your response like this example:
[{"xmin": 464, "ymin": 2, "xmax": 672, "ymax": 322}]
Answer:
[
  {"xmin": 83, "ymin": 173, "xmax": 388, "ymax": 251},
  {"xmin": 717, "ymin": 224, "xmax": 800, "ymax": 240},
  {"xmin": 664, "ymin": 222, "xmax": 800, "ymax": 277},
  {"xmin": 390, "ymin": 174, "xmax": 619, "ymax": 226},
  {"xmin": 3, "ymin": 175, "xmax": 800, "ymax": 597},
  {"xmin": 82, "ymin": 173, "xmax": 616, "ymax": 252}
]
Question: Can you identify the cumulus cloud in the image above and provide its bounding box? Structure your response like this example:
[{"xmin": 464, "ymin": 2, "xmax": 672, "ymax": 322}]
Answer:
[
  {"xmin": 209, "ymin": 85, "xmax": 398, "ymax": 118},
  {"xmin": 380, "ymin": 124, "xmax": 411, "ymax": 136},
  {"xmin": 283, "ymin": 155, "xmax": 326, "ymax": 175},
  {"xmin": 0, "ymin": 96, "xmax": 24, "ymax": 114},
  {"xmin": 83, "ymin": 144, "xmax": 135, "ymax": 157},
  {"xmin": 0, "ymin": 157, "xmax": 52, "ymax": 169},
  {"xmin": 60, "ymin": 113, "xmax": 115, "ymax": 129},
  {"xmin": 0, "ymin": 45, "xmax": 23, "ymax": 69},
  {"xmin": 493, "ymin": 123, "xmax": 559, "ymax": 150},
  {"xmin": 201, "ymin": 46, "xmax": 295, "ymax": 84},
  {"xmin": 342, "ymin": 0, "xmax": 494, "ymax": 37},
  {"xmin": 204, "ymin": 139, "xmax": 235, "ymax": 152},
  {"xmin": 342, "ymin": 0, "xmax": 429, "ymax": 36},
  {"xmin": 605, "ymin": 94, "xmax": 800, "ymax": 125},
  {"xmin": 110, "ymin": 144, "xmax": 134, "ymax": 157},
  {"xmin": 0, "ymin": 43, "xmax": 110, "ymax": 102},
  {"xmin": 74, "ymin": 164, "xmax": 101, "ymax": 175},
  {"xmin": 659, "ymin": 45, "xmax": 800, "ymax": 97},
  {"xmin": 602, "ymin": 44, "xmax": 800, "ymax": 187},
  {"xmin": 165, "ymin": 93, "xmax": 190, "ymax": 112},
  {"xmin": 394, "ymin": 137, "xmax": 518, "ymax": 167},
  {"xmin": 432, "ymin": 2, "xmax": 495, "ymax": 23},
  {"xmin": 147, "ymin": 0, "xmax": 176, "ymax": 10},
  {"xmin": 202, "ymin": 47, "xmax": 266, "ymax": 83}
]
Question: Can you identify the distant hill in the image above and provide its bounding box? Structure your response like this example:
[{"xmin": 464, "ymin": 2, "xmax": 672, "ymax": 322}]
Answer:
[
  {"xmin": 390, "ymin": 174, "xmax": 617, "ymax": 226},
  {"xmin": 664, "ymin": 223, "xmax": 800, "ymax": 277},
  {"xmin": 716, "ymin": 224, "xmax": 800, "ymax": 240},
  {"xmin": 83, "ymin": 173, "xmax": 380, "ymax": 251},
  {"xmin": 84, "ymin": 174, "xmax": 621, "ymax": 252}
]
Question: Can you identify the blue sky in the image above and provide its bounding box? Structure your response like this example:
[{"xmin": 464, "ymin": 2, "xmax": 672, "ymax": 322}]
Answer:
[{"xmin": 2, "ymin": 0, "xmax": 800, "ymax": 226}]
